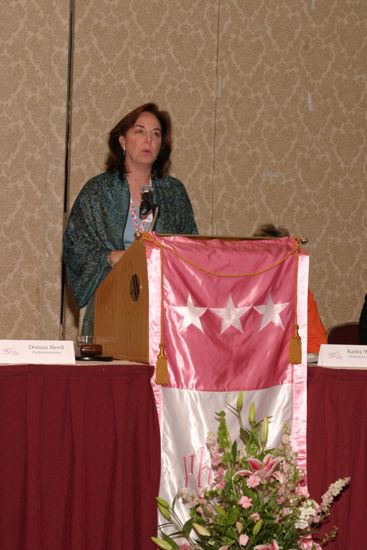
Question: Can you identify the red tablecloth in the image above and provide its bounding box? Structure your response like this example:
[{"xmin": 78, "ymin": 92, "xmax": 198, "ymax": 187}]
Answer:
[
  {"xmin": 0, "ymin": 363, "xmax": 160, "ymax": 550},
  {"xmin": 0, "ymin": 363, "xmax": 361, "ymax": 549},
  {"xmin": 307, "ymin": 366, "xmax": 367, "ymax": 548}
]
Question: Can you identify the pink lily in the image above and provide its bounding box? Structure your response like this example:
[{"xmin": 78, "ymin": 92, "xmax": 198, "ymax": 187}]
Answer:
[
  {"xmin": 238, "ymin": 454, "xmax": 282, "ymax": 481},
  {"xmin": 239, "ymin": 495, "xmax": 253, "ymax": 509},
  {"xmin": 239, "ymin": 533, "xmax": 249, "ymax": 546}
]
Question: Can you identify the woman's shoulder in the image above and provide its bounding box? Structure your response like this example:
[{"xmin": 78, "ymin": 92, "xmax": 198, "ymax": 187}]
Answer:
[
  {"xmin": 82, "ymin": 170, "xmax": 122, "ymax": 191},
  {"xmin": 155, "ymin": 174, "xmax": 187, "ymax": 192},
  {"xmin": 77, "ymin": 171, "xmax": 125, "ymax": 201}
]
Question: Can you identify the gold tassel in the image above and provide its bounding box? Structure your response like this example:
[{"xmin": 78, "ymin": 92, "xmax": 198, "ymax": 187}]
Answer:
[
  {"xmin": 289, "ymin": 324, "xmax": 302, "ymax": 365},
  {"xmin": 155, "ymin": 342, "xmax": 168, "ymax": 385}
]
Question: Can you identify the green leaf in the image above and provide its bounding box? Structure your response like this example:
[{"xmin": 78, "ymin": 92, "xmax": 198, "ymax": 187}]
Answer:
[
  {"xmin": 252, "ymin": 518, "xmax": 263, "ymax": 535},
  {"xmin": 248, "ymin": 402, "xmax": 256, "ymax": 425},
  {"xmin": 231, "ymin": 439, "xmax": 237, "ymax": 462},
  {"xmin": 239, "ymin": 427, "xmax": 250, "ymax": 444},
  {"xmin": 156, "ymin": 497, "xmax": 170, "ymax": 508},
  {"xmin": 182, "ymin": 518, "xmax": 194, "ymax": 537},
  {"xmin": 216, "ymin": 411, "xmax": 231, "ymax": 450},
  {"xmin": 161, "ymin": 533, "xmax": 180, "ymax": 549},
  {"xmin": 260, "ymin": 416, "xmax": 269, "ymax": 446},
  {"xmin": 222, "ymin": 450, "xmax": 233, "ymax": 465},
  {"xmin": 213, "ymin": 504, "xmax": 227, "ymax": 516},
  {"xmin": 241, "ymin": 484, "xmax": 257, "ymax": 500},
  {"xmin": 220, "ymin": 525, "xmax": 238, "ymax": 541},
  {"xmin": 157, "ymin": 501, "xmax": 171, "ymax": 521},
  {"xmin": 193, "ymin": 522, "xmax": 211, "ymax": 536},
  {"xmin": 236, "ymin": 392, "xmax": 244, "ymax": 413},
  {"xmin": 151, "ymin": 536, "xmax": 175, "ymax": 549}
]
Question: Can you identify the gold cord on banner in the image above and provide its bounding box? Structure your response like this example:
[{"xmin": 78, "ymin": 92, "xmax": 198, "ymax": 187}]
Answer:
[
  {"xmin": 288, "ymin": 241, "xmax": 302, "ymax": 365},
  {"xmin": 155, "ymin": 246, "xmax": 168, "ymax": 385},
  {"xmin": 140, "ymin": 232, "xmax": 299, "ymax": 278},
  {"xmin": 138, "ymin": 233, "xmax": 303, "ymax": 381}
]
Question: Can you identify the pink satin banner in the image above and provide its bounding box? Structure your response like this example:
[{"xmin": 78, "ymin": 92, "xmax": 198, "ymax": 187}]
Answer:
[
  {"xmin": 147, "ymin": 235, "xmax": 307, "ymax": 388},
  {"xmin": 144, "ymin": 234, "xmax": 309, "ymax": 500}
]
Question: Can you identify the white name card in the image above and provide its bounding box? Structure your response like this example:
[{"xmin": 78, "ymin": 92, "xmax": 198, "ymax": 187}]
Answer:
[
  {"xmin": 0, "ymin": 340, "xmax": 75, "ymax": 365},
  {"xmin": 318, "ymin": 344, "xmax": 367, "ymax": 369}
]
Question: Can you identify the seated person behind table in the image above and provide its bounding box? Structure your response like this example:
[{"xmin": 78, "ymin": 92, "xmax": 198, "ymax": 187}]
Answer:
[
  {"xmin": 252, "ymin": 223, "xmax": 327, "ymax": 354},
  {"xmin": 63, "ymin": 102, "xmax": 198, "ymax": 335},
  {"xmin": 359, "ymin": 293, "xmax": 367, "ymax": 345}
]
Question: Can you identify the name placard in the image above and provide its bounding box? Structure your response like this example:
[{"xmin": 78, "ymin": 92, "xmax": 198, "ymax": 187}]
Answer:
[
  {"xmin": 0, "ymin": 340, "xmax": 75, "ymax": 365},
  {"xmin": 318, "ymin": 344, "xmax": 367, "ymax": 369}
]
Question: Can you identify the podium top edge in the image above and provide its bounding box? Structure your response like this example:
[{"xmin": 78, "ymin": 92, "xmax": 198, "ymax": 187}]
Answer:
[{"xmin": 137, "ymin": 233, "xmax": 308, "ymax": 243}]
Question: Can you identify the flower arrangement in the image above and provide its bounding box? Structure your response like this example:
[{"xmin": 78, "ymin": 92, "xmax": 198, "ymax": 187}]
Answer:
[{"xmin": 152, "ymin": 393, "xmax": 349, "ymax": 550}]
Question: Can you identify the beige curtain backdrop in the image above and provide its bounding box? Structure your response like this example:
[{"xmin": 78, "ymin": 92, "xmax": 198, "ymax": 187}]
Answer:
[
  {"xmin": 0, "ymin": 0, "xmax": 69, "ymax": 339},
  {"xmin": 1, "ymin": 0, "xmax": 366, "ymax": 342}
]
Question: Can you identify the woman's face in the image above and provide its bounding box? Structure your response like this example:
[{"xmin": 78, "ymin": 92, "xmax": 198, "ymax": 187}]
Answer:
[{"xmin": 119, "ymin": 111, "xmax": 162, "ymax": 171}]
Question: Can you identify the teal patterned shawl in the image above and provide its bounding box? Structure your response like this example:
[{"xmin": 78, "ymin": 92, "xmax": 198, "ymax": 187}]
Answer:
[{"xmin": 63, "ymin": 170, "xmax": 198, "ymax": 333}]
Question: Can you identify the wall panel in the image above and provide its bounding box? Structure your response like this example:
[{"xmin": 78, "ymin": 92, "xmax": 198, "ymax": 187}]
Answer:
[
  {"xmin": 214, "ymin": 0, "xmax": 367, "ymax": 328},
  {"xmin": 0, "ymin": 0, "xmax": 69, "ymax": 339}
]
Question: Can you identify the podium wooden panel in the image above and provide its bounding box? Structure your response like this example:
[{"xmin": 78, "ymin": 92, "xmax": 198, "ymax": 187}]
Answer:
[{"xmin": 94, "ymin": 239, "xmax": 149, "ymax": 362}]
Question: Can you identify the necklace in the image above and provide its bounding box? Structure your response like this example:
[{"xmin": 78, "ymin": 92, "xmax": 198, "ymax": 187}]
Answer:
[{"xmin": 129, "ymin": 199, "xmax": 153, "ymax": 232}]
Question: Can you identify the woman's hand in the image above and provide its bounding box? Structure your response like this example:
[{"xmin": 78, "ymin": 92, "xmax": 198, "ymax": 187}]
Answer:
[{"xmin": 108, "ymin": 250, "xmax": 124, "ymax": 268}]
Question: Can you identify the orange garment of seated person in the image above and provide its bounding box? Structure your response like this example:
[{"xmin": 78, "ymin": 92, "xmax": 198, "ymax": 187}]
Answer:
[{"xmin": 307, "ymin": 289, "xmax": 327, "ymax": 353}]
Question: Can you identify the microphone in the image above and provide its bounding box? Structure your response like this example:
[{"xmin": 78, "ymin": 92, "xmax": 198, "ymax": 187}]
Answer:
[{"xmin": 139, "ymin": 185, "xmax": 154, "ymax": 218}]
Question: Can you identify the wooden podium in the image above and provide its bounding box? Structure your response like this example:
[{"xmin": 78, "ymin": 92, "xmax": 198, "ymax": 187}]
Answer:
[
  {"xmin": 94, "ymin": 233, "xmax": 222, "ymax": 362},
  {"xmin": 94, "ymin": 238, "xmax": 150, "ymax": 362},
  {"xmin": 94, "ymin": 233, "xmax": 264, "ymax": 362}
]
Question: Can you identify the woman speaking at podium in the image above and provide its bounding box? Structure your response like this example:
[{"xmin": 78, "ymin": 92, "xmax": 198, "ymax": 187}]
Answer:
[{"xmin": 63, "ymin": 103, "xmax": 198, "ymax": 334}]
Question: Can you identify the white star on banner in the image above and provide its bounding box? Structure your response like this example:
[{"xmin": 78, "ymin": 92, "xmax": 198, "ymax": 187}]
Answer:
[
  {"xmin": 210, "ymin": 294, "xmax": 251, "ymax": 334},
  {"xmin": 173, "ymin": 294, "xmax": 207, "ymax": 332},
  {"xmin": 254, "ymin": 292, "xmax": 289, "ymax": 331}
]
